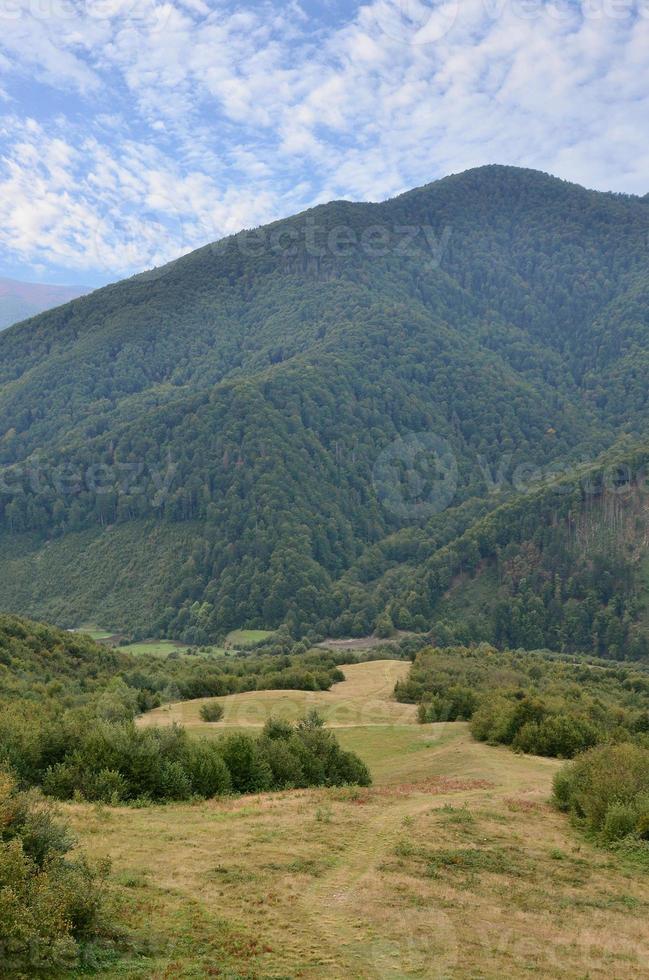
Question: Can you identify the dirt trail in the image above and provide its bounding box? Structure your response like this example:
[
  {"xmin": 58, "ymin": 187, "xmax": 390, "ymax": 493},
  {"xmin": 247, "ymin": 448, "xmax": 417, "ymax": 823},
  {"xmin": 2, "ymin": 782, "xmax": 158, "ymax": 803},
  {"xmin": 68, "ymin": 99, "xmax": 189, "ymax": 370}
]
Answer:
[{"xmin": 299, "ymin": 727, "xmax": 560, "ymax": 978}]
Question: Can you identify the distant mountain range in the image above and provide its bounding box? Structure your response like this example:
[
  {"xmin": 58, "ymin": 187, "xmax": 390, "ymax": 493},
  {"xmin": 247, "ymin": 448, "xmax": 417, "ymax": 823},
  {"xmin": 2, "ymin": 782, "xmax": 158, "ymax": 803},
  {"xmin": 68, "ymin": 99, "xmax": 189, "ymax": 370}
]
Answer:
[
  {"xmin": 1, "ymin": 165, "xmax": 649, "ymax": 658},
  {"xmin": 0, "ymin": 277, "xmax": 90, "ymax": 330}
]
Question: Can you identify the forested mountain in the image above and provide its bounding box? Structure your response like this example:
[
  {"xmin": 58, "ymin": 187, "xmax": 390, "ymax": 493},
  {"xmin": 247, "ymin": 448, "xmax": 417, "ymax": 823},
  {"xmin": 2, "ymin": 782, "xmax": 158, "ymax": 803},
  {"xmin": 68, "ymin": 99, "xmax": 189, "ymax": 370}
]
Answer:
[
  {"xmin": 1, "ymin": 165, "xmax": 649, "ymax": 654},
  {"xmin": 0, "ymin": 276, "xmax": 89, "ymax": 330}
]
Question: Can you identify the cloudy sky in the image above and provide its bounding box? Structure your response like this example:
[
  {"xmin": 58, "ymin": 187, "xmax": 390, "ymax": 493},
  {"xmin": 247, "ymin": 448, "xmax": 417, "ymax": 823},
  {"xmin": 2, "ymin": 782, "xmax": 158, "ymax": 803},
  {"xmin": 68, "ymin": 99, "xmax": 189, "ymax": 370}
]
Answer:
[{"xmin": 0, "ymin": 0, "xmax": 648, "ymax": 286}]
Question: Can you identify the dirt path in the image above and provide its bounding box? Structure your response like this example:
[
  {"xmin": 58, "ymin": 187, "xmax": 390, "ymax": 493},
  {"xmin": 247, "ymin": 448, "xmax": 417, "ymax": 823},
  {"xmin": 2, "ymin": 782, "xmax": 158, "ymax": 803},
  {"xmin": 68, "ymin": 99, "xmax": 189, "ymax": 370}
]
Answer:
[{"xmin": 298, "ymin": 727, "xmax": 560, "ymax": 978}]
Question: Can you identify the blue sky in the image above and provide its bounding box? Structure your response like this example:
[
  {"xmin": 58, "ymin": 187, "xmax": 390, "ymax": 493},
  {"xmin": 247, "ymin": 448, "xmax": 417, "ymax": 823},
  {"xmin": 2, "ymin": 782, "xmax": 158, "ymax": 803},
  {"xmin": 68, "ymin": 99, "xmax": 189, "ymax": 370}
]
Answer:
[{"xmin": 0, "ymin": 0, "xmax": 648, "ymax": 286}]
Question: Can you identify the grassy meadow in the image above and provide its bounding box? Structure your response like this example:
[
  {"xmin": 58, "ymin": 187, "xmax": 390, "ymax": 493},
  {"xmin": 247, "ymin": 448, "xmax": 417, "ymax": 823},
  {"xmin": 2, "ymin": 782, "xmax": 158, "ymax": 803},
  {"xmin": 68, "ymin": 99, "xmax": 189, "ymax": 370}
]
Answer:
[
  {"xmin": 225, "ymin": 629, "xmax": 276, "ymax": 648},
  {"xmin": 64, "ymin": 660, "xmax": 649, "ymax": 978}
]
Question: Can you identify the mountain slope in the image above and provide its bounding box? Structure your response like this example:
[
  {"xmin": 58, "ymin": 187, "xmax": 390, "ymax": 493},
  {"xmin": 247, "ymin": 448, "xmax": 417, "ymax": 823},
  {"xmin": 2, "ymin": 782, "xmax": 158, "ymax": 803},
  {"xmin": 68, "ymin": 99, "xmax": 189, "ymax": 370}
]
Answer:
[{"xmin": 1, "ymin": 165, "xmax": 649, "ymax": 648}]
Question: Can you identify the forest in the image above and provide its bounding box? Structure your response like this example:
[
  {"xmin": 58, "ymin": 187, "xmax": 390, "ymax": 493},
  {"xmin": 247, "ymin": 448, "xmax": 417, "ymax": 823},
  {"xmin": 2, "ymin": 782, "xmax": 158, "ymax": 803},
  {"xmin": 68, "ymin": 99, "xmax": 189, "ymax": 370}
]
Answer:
[{"xmin": 2, "ymin": 166, "xmax": 649, "ymax": 654}]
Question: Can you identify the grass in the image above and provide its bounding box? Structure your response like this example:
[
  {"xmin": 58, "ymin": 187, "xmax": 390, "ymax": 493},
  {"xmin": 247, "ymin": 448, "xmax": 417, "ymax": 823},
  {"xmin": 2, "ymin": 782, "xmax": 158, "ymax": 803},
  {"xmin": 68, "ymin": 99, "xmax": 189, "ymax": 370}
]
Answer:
[
  {"xmin": 225, "ymin": 628, "xmax": 276, "ymax": 648},
  {"xmin": 137, "ymin": 659, "xmax": 416, "ymax": 731},
  {"xmin": 76, "ymin": 630, "xmax": 228, "ymax": 658},
  {"xmin": 119, "ymin": 639, "xmax": 189, "ymax": 656},
  {"xmin": 119, "ymin": 640, "xmax": 227, "ymax": 657},
  {"xmin": 68, "ymin": 659, "xmax": 649, "ymax": 978},
  {"xmin": 77, "ymin": 623, "xmax": 115, "ymax": 641}
]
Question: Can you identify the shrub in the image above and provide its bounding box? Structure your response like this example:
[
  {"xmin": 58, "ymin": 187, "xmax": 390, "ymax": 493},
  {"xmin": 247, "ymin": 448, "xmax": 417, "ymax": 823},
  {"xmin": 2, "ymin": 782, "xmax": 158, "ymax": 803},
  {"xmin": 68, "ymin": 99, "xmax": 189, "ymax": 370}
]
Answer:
[
  {"xmin": 199, "ymin": 702, "xmax": 224, "ymax": 723},
  {"xmin": 0, "ymin": 771, "xmax": 111, "ymax": 976},
  {"xmin": 513, "ymin": 715, "xmax": 600, "ymax": 759},
  {"xmin": 85, "ymin": 769, "xmax": 128, "ymax": 805},
  {"xmin": 186, "ymin": 741, "xmax": 231, "ymax": 798},
  {"xmin": 160, "ymin": 760, "xmax": 193, "ymax": 801},
  {"xmin": 553, "ymin": 742, "xmax": 649, "ymax": 842},
  {"xmin": 551, "ymin": 767, "xmax": 574, "ymax": 812},
  {"xmin": 470, "ymin": 696, "xmax": 517, "ymax": 744},
  {"xmin": 417, "ymin": 686, "xmax": 477, "ymax": 723},
  {"xmin": 9, "ymin": 705, "xmax": 371, "ymax": 805},
  {"xmin": 219, "ymin": 734, "xmax": 273, "ymax": 794},
  {"xmin": 262, "ymin": 717, "xmax": 294, "ymax": 741},
  {"xmin": 602, "ymin": 802, "xmax": 638, "ymax": 842},
  {"xmin": 261, "ymin": 738, "xmax": 305, "ymax": 789}
]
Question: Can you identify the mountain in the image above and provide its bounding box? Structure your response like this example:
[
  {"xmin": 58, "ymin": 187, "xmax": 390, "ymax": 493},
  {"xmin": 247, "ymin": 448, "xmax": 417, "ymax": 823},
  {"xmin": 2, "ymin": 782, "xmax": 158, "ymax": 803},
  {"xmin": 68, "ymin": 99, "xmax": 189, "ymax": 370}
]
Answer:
[
  {"xmin": 1, "ymin": 165, "xmax": 649, "ymax": 653},
  {"xmin": 0, "ymin": 277, "xmax": 90, "ymax": 330}
]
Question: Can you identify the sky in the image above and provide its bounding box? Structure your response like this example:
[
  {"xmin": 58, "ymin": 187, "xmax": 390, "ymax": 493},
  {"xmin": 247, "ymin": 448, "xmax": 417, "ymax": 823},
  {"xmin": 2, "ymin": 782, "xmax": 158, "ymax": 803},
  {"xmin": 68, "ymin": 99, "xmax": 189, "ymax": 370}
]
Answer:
[{"xmin": 0, "ymin": 0, "xmax": 648, "ymax": 286}]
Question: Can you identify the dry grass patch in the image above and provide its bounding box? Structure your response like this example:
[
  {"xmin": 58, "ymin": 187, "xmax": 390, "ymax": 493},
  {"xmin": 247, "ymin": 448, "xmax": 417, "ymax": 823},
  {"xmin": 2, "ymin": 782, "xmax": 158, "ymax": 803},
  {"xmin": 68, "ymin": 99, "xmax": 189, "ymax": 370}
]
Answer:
[
  {"xmin": 137, "ymin": 660, "xmax": 415, "ymax": 732},
  {"xmin": 67, "ymin": 666, "xmax": 649, "ymax": 977},
  {"xmin": 66, "ymin": 725, "xmax": 649, "ymax": 978}
]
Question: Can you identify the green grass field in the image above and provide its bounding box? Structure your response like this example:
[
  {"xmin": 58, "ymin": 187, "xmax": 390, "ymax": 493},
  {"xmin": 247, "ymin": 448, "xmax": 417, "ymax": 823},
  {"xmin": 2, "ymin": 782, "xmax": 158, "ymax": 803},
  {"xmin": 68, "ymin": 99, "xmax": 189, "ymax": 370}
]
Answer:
[
  {"xmin": 225, "ymin": 628, "xmax": 275, "ymax": 648},
  {"xmin": 77, "ymin": 624, "xmax": 115, "ymax": 641},
  {"xmin": 68, "ymin": 660, "xmax": 649, "ymax": 978},
  {"xmin": 76, "ymin": 627, "xmax": 228, "ymax": 658}
]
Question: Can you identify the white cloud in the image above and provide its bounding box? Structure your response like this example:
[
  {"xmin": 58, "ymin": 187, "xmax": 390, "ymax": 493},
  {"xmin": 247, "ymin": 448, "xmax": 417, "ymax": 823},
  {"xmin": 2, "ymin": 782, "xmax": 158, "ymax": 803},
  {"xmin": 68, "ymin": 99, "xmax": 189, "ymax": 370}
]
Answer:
[{"xmin": 0, "ymin": 0, "xmax": 648, "ymax": 281}]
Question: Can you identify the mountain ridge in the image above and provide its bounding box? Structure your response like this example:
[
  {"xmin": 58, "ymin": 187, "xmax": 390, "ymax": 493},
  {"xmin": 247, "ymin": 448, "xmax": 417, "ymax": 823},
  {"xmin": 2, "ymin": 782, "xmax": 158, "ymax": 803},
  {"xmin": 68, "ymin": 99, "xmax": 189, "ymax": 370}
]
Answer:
[{"xmin": 0, "ymin": 276, "xmax": 90, "ymax": 331}]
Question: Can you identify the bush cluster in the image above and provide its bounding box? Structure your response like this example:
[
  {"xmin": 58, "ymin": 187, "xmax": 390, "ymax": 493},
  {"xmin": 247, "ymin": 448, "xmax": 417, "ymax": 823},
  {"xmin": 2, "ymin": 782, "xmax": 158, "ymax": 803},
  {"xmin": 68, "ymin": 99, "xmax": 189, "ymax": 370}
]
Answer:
[
  {"xmin": 553, "ymin": 742, "xmax": 649, "ymax": 844},
  {"xmin": 32, "ymin": 712, "xmax": 370, "ymax": 804},
  {"xmin": 470, "ymin": 695, "xmax": 601, "ymax": 759},
  {"xmin": 400, "ymin": 645, "xmax": 649, "ymax": 759},
  {"xmin": 0, "ymin": 771, "xmax": 110, "ymax": 976}
]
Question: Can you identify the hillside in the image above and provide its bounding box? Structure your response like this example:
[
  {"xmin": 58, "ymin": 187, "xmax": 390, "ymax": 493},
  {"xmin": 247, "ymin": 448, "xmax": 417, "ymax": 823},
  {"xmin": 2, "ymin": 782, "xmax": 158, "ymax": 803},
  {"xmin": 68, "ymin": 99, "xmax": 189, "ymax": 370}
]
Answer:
[
  {"xmin": 69, "ymin": 685, "xmax": 649, "ymax": 978},
  {"xmin": 3, "ymin": 614, "xmax": 649, "ymax": 975},
  {"xmin": 330, "ymin": 443, "xmax": 649, "ymax": 658},
  {"xmin": 0, "ymin": 611, "xmax": 127, "ymax": 701},
  {"xmin": 1, "ymin": 166, "xmax": 649, "ymax": 649},
  {"xmin": 0, "ymin": 276, "xmax": 89, "ymax": 330}
]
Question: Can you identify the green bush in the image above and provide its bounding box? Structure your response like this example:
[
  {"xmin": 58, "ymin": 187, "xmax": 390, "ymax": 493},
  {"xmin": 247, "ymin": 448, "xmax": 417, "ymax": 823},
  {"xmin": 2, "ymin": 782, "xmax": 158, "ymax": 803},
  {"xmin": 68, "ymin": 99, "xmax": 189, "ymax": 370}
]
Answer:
[
  {"xmin": 7, "ymin": 700, "xmax": 371, "ymax": 805},
  {"xmin": 553, "ymin": 742, "xmax": 649, "ymax": 843},
  {"xmin": 602, "ymin": 802, "xmax": 638, "ymax": 842},
  {"xmin": 406, "ymin": 646, "xmax": 649, "ymax": 761},
  {"xmin": 219, "ymin": 734, "xmax": 274, "ymax": 794},
  {"xmin": 85, "ymin": 769, "xmax": 128, "ymax": 805},
  {"xmin": 470, "ymin": 696, "xmax": 517, "ymax": 744},
  {"xmin": 551, "ymin": 767, "xmax": 574, "ymax": 812},
  {"xmin": 199, "ymin": 702, "xmax": 224, "ymax": 723},
  {"xmin": 0, "ymin": 771, "xmax": 111, "ymax": 976},
  {"xmin": 513, "ymin": 715, "xmax": 600, "ymax": 759},
  {"xmin": 186, "ymin": 741, "xmax": 232, "ymax": 798}
]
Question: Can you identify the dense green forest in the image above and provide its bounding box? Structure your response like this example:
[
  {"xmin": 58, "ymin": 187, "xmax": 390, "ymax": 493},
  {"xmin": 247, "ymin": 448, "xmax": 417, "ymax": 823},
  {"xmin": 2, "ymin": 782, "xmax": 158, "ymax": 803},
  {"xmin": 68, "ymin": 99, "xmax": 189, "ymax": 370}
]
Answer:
[{"xmin": 2, "ymin": 166, "xmax": 649, "ymax": 653}]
